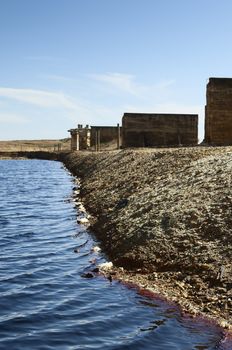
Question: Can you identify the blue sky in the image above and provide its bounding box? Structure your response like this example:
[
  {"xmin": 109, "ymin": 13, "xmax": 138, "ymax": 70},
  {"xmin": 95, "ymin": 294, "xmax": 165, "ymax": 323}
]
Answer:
[{"xmin": 1, "ymin": 0, "xmax": 232, "ymax": 141}]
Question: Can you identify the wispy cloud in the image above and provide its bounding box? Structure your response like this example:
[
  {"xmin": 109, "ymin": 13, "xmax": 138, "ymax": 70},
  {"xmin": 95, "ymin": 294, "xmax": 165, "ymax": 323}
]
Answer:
[
  {"xmin": 90, "ymin": 73, "xmax": 137, "ymax": 94},
  {"xmin": 89, "ymin": 72, "xmax": 175, "ymax": 99},
  {"xmin": 24, "ymin": 55, "xmax": 56, "ymax": 62},
  {"xmin": 0, "ymin": 76, "xmax": 204, "ymax": 141},
  {"xmin": 0, "ymin": 87, "xmax": 77, "ymax": 110},
  {"xmin": 41, "ymin": 74, "xmax": 78, "ymax": 83},
  {"xmin": 124, "ymin": 102, "xmax": 202, "ymax": 115},
  {"xmin": 0, "ymin": 112, "xmax": 29, "ymax": 124},
  {"xmin": 0, "ymin": 86, "xmax": 110, "ymax": 127},
  {"xmin": 87, "ymin": 72, "xmax": 206, "ymax": 138}
]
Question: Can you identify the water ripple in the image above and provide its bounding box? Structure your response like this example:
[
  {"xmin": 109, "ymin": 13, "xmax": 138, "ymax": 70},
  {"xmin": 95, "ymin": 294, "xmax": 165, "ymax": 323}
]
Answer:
[{"xmin": 0, "ymin": 159, "xmax": 230, "ymax": 350}]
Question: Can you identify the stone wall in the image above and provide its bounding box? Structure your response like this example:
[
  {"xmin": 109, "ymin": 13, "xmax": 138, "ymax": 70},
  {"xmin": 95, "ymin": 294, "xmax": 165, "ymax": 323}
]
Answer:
[
  {"xmin": 68, "ymin": 126, "xmax": 90, "ymax": 150},
  {"xmin": 205, "ymin": 78, "xmax": 232, "ymax": 145},
  {"xmin": 122, "ymin": 113, "xmax": 198, "ymax": 148},
  {"xmin": 90, "ymin": 126, "xmax": 121, "ymax": 147}
]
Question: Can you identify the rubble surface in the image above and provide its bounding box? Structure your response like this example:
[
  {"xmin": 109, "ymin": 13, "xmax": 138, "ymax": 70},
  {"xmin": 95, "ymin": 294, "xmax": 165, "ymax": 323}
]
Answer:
[{"xmin": 61, "ymin": 146, "xmax": 232, "ymax": 329}]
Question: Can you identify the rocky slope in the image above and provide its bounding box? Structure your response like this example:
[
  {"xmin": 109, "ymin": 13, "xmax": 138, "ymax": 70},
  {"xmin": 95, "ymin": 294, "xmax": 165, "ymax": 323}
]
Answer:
[{"xmin": 61, "ymin": 146, "xmax": 232, "ymax": 329}]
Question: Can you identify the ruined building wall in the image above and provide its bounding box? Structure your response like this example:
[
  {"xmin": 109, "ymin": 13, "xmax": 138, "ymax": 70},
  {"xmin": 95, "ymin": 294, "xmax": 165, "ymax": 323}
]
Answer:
[
  {"xmin": 90, "ymin": 126, "xmax": 121, "ymax": 146},
  {"xmin": 122, "ymin": 113, "xmax": 198, "ymax": 148},
  {"xmin": 205, "ymin": 78, "xmax": 232, "ymax": 145},
  {"xmin": 68, "ymin": 126, "xmax": 90, "ymax": 151}
]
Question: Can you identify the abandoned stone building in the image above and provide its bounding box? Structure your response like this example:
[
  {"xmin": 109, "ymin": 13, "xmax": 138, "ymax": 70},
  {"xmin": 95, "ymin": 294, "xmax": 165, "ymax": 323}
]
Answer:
[
  {"xmin": 68, "ymin": 125, "xmax": 121, "ymax": 150},
  {"xmin": 90, "ymin": 126, "xmax": 121, "ymax": 150},
  {"xmin": 204, "ymin": 77, "xmax": 232, "ymax": 145},
  {"xmin": 68, "ymin": 125, "xmax": 91, "ymax": 151},
  {"xmin": 121, "ymin": 113, "xmax": 198, "ymax": 148}
]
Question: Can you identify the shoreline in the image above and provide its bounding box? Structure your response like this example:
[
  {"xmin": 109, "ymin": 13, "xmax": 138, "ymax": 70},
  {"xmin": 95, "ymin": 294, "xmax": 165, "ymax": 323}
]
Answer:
[
  {"xmin": 60, "ymin": 147, "xmax": 232, "ymax": 331},
  {"xmin": 1, "ymin": 147, "xmax": 231, "ymax": 331}
]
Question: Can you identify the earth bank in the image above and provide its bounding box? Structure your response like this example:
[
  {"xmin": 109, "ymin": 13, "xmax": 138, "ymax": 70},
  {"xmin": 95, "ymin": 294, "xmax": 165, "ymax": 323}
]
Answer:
[{"xmin": 61, "ymin": 147, "xmax": 232, "ymax": 329}]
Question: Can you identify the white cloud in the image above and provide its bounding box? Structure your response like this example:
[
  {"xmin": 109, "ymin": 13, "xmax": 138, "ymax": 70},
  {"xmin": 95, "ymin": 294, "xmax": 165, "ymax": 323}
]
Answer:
[
  {"xmin": 0, "ymin": 76, "xmax": 205, "ymax": 141},
  {"xmin": 0, "ymin": 86, "xmax": 109, "ymax": 129},
  {"xmin": 88, "ymin": 72, "xmax": 204, "ymax": 139},
  {"xmin": 89, "ymin": 72, "xmax": 175, "ymax": 99},
  {"xmin": 0, "ymin": 87, "xmax": 77, "ymax": 110},
  {"xmin": 0, "ymin": 112, "xmax": 29, "ymax": 124},
  {"xmin": 124, "ymin": 102, "xmax": 201, "ymax": 115},
  {"xmin": 41, "ymin": 74, "xmax": 78, "ymax": 83},
  {"xmin": 90, "ymin": 72, "xmax": 137, "ymax": 94},
  {"xmin": 24, "ymin": 55, "xmax": 56, "ymax": 62}
]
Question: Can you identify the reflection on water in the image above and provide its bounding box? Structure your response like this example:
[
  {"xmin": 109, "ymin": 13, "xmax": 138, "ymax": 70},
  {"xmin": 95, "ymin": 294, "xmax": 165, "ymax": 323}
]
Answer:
[{"xmin": 0, "ymin": 159, "xmax": 230, "ymax": 350}]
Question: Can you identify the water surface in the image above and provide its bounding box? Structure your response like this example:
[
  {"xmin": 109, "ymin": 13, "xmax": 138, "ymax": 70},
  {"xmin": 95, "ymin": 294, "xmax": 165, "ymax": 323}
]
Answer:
[{"xmin": 0, "ymin": 159, "xmax": 230, "ymax": 349}]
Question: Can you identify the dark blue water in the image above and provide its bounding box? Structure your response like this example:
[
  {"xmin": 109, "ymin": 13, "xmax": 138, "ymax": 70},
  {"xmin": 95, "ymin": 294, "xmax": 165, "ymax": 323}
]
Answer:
[{"xmin": 0, "ymin": 159, "xmax": 231, "ymax": 350}]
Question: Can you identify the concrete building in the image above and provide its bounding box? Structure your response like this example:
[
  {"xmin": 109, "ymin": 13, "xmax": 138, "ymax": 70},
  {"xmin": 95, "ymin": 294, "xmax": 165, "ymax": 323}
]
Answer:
[
  {"xmin": 68, "ymin": 125, "xmax": 91, "ymax": 151},
  {"xmin": 205, "ymin": 77, "xmax": 232, "ymax": 145},
  {"xmin": 122, "ymin": 113, "xmax": 198, "ymax": 148},
  {"xmin": 90, "ymin": 126, "xmax": 121, "ymax": 150},
  {"xmin": 68, "ymin": 124, "xmax": 121, "ymax": 151}
]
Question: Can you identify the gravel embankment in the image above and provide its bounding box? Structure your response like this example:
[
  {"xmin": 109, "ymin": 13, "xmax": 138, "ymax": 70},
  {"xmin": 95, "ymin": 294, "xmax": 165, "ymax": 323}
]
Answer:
[{"xmin": 61, "ymin": 147, "xmax": 232, "ymax": 329}]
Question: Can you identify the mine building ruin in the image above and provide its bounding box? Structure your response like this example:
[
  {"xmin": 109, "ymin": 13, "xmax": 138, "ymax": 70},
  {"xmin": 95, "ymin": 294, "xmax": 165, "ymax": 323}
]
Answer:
[
  {"xmin": 204, "ymin": 77, "xmax": 232, "ymax": 145},
  {"xmin": 68, "ymin": 124, "xmax": 91, "ymax": 151},
  {"xmin": 90, "ymin": 125, "xmax": 121, "ymax": 151},
  {"xmin": 68, "ymin": 124, "xmax": 121, "ymax": 151},
  {"xmin": 122, "ymin": 113, "xmax": 198, "ymax": 148}
]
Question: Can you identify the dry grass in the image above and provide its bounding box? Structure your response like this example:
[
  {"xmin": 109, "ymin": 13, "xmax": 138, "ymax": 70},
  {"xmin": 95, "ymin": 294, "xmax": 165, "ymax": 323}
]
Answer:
[{"xmin": 0, "ymin": 139, "xmax": 71, "ymax": 152}]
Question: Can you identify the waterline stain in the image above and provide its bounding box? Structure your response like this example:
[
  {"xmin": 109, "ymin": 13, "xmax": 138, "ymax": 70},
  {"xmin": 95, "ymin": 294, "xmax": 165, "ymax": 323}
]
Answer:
[{"xmin": 0, "ymin": 159, "xmax": 231, "ymax": 349}]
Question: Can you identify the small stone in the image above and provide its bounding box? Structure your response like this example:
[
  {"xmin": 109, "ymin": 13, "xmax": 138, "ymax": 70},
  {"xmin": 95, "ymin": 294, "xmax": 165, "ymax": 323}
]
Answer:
[
  {"xmin": 98, "ymin": 262, "xmax": 113, "ymax": 271},
  {"xmin": 107, "ymin": 274, "xmax": 113, "ymax": 282},
  {"xmin": 91, "ymin": 246, "xmax": 101, "ymax": 253},
  {"xmin": 81, "ymin": 272, "xmax": 94, "ymax": 278},
  {"xmin": 91, "ymin": 267, "xmax": 99, "ymax": 273},
  {"xmin": 77, "ymin": 217, "xmax": 89, "ymax": 225}
]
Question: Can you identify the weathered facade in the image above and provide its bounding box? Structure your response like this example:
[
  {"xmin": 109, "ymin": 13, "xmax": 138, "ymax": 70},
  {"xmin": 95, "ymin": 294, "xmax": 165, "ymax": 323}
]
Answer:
[
  {"xmin": 205, "ymin": 78, "xmax": 232, "ymax": 145},
  {"xmin": 122, "ymin": 113, "xmax": 198, "ymax": 148},
  {"xmin": 68, "ymin": 124, "xmax": 121, "ymax": 151},
  {"xmin": 90, "ymin": 126, "xmax": 121, "ymax": 148},
  {"xmin": 68, "ymin": 125, "xmax": 91, "ymax": 151}
]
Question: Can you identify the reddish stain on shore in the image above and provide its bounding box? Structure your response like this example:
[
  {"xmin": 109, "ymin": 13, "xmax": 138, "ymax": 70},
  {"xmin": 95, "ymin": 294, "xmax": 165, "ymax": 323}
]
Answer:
[{"xmin": 119, "ymin": 278, "xmax": 232, "ymax": 348}]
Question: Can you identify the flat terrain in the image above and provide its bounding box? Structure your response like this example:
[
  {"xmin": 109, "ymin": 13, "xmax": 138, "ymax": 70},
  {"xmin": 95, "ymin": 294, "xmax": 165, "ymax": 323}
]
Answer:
[{"xmin": 0, "ymin": 139, "xmax": 71, "ymax": 152}]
